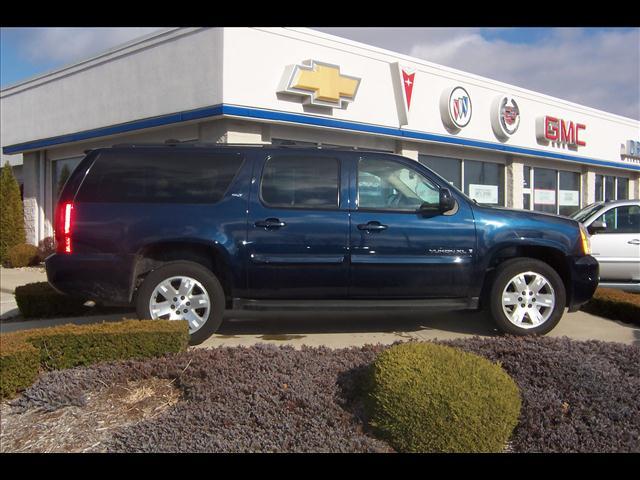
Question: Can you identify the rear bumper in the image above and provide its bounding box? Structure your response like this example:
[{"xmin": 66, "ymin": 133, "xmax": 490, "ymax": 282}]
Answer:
[
  {"xmin": 567, "ymin": 255, "xmax": 599, "ymax": 312},
  {"xmin": 45, "ymin": 253, "xmax": 135, "ymax": 306}
]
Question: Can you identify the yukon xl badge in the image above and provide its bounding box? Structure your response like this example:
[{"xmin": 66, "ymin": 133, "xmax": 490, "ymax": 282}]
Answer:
[{"xmin": 427, "ymin": 248, "xmax": 474, "ymax": 256}]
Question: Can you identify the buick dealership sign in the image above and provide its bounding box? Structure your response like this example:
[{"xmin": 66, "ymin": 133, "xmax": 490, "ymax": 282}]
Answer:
[
  {"xmin": 491, "ymin": 95, "xmax": 520, "ymax": 140},
  {"xmin": 440, "ymin": 86, "xmax": 472, "ymax": 131}
]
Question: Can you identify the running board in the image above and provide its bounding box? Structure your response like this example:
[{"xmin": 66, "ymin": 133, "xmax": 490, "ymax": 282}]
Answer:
[{"xmin": 232, "ymin": 297, "xmax": 479, "ymax": 311}]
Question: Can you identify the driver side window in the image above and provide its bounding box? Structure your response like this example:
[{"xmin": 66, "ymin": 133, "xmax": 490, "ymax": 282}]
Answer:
[{"xmin": 357, "ymin": 157, "xmax": 439, "ymax": 211}]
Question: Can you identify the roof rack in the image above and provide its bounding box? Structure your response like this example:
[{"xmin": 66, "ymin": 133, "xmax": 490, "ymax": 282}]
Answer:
[{"xmin": 109, "ymin": 140, "xmax": 363, "ymax": 150}]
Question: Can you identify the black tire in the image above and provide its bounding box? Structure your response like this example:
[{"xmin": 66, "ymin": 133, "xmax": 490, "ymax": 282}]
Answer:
[
  {"xmin": 488, "ymin": 258, "xmax": 566, "ymax": 336},
  {"xmin": 135, "ymin": 261, "xmax": 225, "ymax": 345}
]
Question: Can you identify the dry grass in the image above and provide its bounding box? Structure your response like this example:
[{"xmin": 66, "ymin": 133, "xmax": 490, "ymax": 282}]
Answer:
[{"xmin": 0, "ymin": 377, "xmax": 180, "ymax": 453}]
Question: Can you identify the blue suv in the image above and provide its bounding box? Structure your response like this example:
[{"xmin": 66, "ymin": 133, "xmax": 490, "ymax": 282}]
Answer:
[{"xmin": 46, "ymin": 144, "xmax": 599, "ymax": 344}]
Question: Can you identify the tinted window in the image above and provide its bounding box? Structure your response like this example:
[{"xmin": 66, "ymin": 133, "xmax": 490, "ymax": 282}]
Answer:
[
  {"xmin": 260, "ymin": 156, "xmax": 339, "ymax": 209},
  {"xmin": 596, "ymin": 205, "xmax": 640, "ymax": 234},
  {"xmin": 617, "ymin": 177, "xmax": 629, "ymax": 200},
  {"xmin": 464, "ymin": 160, "xmax": 505, "ymax": 206},
  {"xmin": 358, "ymin": 157, "xmax": 439, "ymax": 211},
  {"xmin": 77, "ymin": 150, "xmax": 243, "ymax": 204}
]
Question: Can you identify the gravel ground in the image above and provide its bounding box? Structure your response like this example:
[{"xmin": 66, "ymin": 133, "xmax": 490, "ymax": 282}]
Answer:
[{"xmin": 2, "ymin": 336, "xmax": 638, "ymax": 453}]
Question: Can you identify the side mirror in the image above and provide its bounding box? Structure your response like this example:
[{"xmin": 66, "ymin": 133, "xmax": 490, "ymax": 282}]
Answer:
[
  {"xmin": 587, "ymin": 220, "xmax": 606, "ymax": 235},
  {"xmin": 439, "ymin": 188, "xmax": 456, "ymax": 212}
]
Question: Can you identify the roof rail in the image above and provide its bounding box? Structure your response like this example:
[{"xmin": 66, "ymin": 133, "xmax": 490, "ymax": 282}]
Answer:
[{"xmin": 109, "ymin": 141, "xmax": 363, "ymax": 150}]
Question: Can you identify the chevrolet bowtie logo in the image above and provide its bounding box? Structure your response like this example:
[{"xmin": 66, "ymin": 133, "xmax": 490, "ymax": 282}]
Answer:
[{"xmin": 278, "ymin": 60, "xmax": 361, "ymax": 109}]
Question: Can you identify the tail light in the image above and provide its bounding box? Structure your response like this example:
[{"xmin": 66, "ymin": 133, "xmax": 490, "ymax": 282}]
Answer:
[{"xmin": 55, "ymin": 202, "xmax": 74, "ymax": 254}]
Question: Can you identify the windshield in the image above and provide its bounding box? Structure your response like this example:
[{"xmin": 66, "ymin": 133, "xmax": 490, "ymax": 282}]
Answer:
[{"xmin": 571, "ymin": 202, "xmax": 604, "ymax": 223}]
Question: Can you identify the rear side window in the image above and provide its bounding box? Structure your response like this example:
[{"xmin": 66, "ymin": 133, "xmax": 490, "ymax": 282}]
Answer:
[
  {"xmin": 260, "ymin": 155, "xmax": 339, "ymax": 209},
  {"xmin": 77, "ymin": 150, "xmax": 244, "ymax": 204}
]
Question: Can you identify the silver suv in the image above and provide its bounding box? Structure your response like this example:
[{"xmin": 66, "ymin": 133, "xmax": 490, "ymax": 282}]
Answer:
[{"xmin": 571, "ymin": 200, "xmax": 640, "ymax": 292}]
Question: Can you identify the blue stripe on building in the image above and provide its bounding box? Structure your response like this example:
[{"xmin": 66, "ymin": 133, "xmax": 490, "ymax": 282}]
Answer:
[{"xmin": 4, "ymin": 103, "xmax": 640, "ymax": 172}]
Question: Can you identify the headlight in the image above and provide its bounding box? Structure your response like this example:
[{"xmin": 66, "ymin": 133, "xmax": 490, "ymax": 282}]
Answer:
[{"xmin": 579, "ymin": 223, "xmax": 591, "ymax": 255}]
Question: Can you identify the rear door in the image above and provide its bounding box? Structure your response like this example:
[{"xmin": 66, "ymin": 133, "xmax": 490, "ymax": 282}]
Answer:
[
  {"xmin": 245, "ymin": 151, "xmax": 350, "ymax": 299},
  {"xmin": 589, "ymin": 204, "xmax": 640, "ymax": 281},
  {"xmin": 347, "ymin": 154, "xmax": 477, "ymax": 298}
]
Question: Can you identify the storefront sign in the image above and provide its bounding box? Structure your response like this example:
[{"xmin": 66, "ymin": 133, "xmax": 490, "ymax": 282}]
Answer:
[
  {"xmin": 536, "ymin": 116, "xmax": 586, "ymax": 147},
  {"xmin": 392, "ymin": 63, "xmax": 415, "ymax": 126},
  {"xmin": 440, "ymin": 86, "xmax": 472, "ymax": 131},
  {"xmin": 277, "ymin": 60, "xmax": 361, "ymax": 109},
  {"xmin": 468, "ymin": 184, "xmax": 498, "ymax": 204},
  {"xmin": 558, "ymin": 190, "xmax": 580, "ymax": 206},
  {"xmin": 534, "ymin": 189, "xmax": 556, "ymax": 205},
  {"xmin": 490, "ymin": 96, "xmax": 520, "ymax": 140}
]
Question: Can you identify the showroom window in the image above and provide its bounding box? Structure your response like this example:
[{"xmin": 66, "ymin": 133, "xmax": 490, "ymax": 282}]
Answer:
[
  {"xmin": 524, "ymin": 167, "xmax": 581, "ymax": 216},
  {"xmin": 464, "ymin": 160, "xmax": 505, "ymax": 206},
  {"xmin": 419, "ymin": 155, "xmax": 504, "ymax": 206},
  {"xmin": 418, "ymin": 155, "xmax": 462, "ymax": 189},
  {"xmin": 595, "ymin": 174, "xmax": 630, "ymax": 201}
]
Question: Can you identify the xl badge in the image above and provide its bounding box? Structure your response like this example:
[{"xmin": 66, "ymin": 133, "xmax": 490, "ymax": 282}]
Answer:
[
  {"xmin": 491, "ymin": 95, "xmax": 520, "ymax": 140},
  {"xmin": 277, "ymin": 60, "xmax": 361, "ymax": 109}
]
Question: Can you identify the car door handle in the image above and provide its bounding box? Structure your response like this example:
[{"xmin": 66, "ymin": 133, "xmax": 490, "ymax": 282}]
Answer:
[
  {"xmin": 628, "ymin": 239, "xmax": 640, "ymax": 245},
  {"xmin": 255, "ymin": 218, "xmax": 286, "ymax": 229},
  {"xmin": 357, "ymin": 221, "xmax": 388, "ymax": 232}
]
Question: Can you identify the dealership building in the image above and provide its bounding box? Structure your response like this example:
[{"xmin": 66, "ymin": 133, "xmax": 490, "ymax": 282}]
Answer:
[{"xmin": 1, "ymin": 27, "xmax": 639, "ymax": 246}]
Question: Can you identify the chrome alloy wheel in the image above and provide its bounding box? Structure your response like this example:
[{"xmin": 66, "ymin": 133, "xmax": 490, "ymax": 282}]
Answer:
[
  {"xmin": 148, "ymin": 276, "xmax": 211, "ymax": 334},
  {"xmin": 501, "ymin": 271, "xmax": 555, "ymax": 329}
]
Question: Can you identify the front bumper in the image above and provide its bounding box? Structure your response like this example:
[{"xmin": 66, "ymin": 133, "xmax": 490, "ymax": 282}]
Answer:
[{"xmin": 567, "ymin": 255, "xmax": 599, "ymax": 312}]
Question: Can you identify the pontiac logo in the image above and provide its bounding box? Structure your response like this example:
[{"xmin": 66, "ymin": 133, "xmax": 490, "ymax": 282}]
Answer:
[{"xmin": 278, "ymin": 60, "xmax": 361, "ymax": 109}]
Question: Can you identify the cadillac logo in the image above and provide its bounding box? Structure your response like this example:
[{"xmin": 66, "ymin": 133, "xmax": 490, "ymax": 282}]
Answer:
[
  {"xmin": 440, "ymin": 86, "xmax": 472, "ymax": 131},
  {"xmin": 491, "ymin": 95, "xmax": 520, "ymax": 140}
]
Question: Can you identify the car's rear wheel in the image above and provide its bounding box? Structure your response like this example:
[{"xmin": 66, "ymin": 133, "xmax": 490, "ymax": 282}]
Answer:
[
  {"xmin": 136, "ymin": 261, "xmax": 225, "ymax": 345},
  {"xmin": 489, "ymin": 258, "xmax": 566, "ymax": 335}
]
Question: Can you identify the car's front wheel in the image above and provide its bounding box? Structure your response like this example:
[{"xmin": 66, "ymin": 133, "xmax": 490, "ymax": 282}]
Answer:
[
  {"xmin": 135, "ymin": 261, "xmax": 225, "ymax": 345},
  {"xmin": 488, "ymin": 258, "xmax": 566, "ymax": 335}
]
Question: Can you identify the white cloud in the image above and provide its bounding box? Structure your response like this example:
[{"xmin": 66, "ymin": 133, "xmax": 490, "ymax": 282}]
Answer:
[
  {"xmin": 19, "ymin": 27, "xmax": 166, "ymax": 64},
  {"xmin": 316, "ymin": 27, "xmax": 640, "ymax": 120}
]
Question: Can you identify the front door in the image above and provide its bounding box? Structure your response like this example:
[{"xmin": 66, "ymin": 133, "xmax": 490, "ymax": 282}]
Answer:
[
  {"xmin": 246, "ymin": 152, "xmax": 350, "ymax": 299},
  {"xmin": 348, "ymin": 155, "xmax": 477, "ymax": 298},
  {"xmin": 589, "ymin": 204, "xmax": 640, "ymax": 281}
]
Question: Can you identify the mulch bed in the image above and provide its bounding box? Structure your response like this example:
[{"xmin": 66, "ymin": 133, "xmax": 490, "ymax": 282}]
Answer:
[{"xmin": 2, "ymin": 336, "xmax": 639, "ymax": 453}]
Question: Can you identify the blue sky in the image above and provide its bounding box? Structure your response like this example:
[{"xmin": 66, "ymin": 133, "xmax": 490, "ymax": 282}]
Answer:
[{"xmin": 1, "ymin": 27, "xmax": 639, "ymax": 119}]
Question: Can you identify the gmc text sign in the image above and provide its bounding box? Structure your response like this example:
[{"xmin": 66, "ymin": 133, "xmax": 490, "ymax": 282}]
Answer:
[{"xmin": 536, "ymin": 116, "xmax": 586, "ymax": 147}]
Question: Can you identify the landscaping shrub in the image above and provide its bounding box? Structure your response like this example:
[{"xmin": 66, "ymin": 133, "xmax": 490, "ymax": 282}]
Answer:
[
  {"xmin": 582, "ymin": 288, "xmax": 640, "ymax": 325},
  {"xmin": 0, "ymin": 319, "xmax": 189, "ymax": 399},
  {"xmin": 0, "ymin": 333, "xmax": 40, "ymax": 399},
  {"xmin": 365, "ymin": 341, "xmax": 521, "ymax": 453},
  {"xmin": 36, "ymin": 236, "xmax": 56, "ymax": 263},
  {"xmin": 15, "ymin": 282, "xmax": 90, "ymax": 318},
  {"xmin": 5, "ymin": 243, "xmax": 39, "ymax": 268},
  {"xmin": 0, "ymin": 162, "xmax": 26, "ymax": 263}
]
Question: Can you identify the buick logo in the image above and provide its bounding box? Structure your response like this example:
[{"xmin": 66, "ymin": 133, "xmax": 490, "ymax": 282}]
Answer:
[
  {"xmin": 491, "ymin": 95, "xmax": 520, "ymax": 140},
  {"xmin": 440, "ymin": 86, "xmax": 472, "ymax": 131}
]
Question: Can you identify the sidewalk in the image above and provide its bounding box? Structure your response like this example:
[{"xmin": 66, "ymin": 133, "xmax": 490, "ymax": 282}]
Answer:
[{"xmin": 0, "ymin": 266, "xmax": 48, "ymax": 320}]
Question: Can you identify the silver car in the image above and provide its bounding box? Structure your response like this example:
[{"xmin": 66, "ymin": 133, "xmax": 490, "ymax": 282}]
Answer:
[{"xmin": 571, "ymin": 200, "xmax": 640, "ymax": 292}]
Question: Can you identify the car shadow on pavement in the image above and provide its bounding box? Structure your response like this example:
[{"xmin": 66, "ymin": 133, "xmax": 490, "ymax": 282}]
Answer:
[{"xmin": 218, "ymin": 309, "xmax": 500, "ymax": 337}]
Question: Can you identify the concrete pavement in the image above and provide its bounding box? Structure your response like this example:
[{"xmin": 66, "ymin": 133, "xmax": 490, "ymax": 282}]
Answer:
[
  {"xmin": 2, "ymin": 306, "xmax": 638, "ymax": 348},
  {"xmin": 0, "ymin": 266, "xmax": 48, "ymax": 320}
]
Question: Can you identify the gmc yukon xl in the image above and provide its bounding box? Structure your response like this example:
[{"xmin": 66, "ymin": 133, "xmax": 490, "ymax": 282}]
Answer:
[{"xmin": 46, "ymin": 144, "xmax": 599, "ymax": 344}]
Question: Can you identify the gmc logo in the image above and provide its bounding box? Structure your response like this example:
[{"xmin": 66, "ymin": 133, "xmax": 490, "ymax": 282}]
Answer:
[{"xmin": 536, "ymin": 116, "xmax": 586, "ymax": 147}]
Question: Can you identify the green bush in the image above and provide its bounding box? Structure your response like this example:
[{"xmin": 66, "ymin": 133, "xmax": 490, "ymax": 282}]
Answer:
[
  {"xmin": 582, "ymin": 288, "xmax": 640, "ymax": 325},
  {"xmin": 0, "ymin": 319, "xmax": 189, "ymax": 399},
  {"xmin": 5, "ymin": 243, "xmax": 39, "ymax": 268},
  {"xmin": 365, "ymin": 342, "xmax": 522, "ymax": 453},
  {"xmin": 15, "ymin": 282, "xmax": 90, "ymax": 318},
  {"xmin": 0, "ymin": 162, "xmax": 26, "ymax": 263},
  {"xmin": 0, "ymin": 334, "xmax": 40, "ymax": 399}
]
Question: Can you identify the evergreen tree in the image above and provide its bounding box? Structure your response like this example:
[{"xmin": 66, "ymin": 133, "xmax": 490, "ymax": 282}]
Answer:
[{"xmin": 0, "ymin": 162, "xmax": 26, "ymax": 262}]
